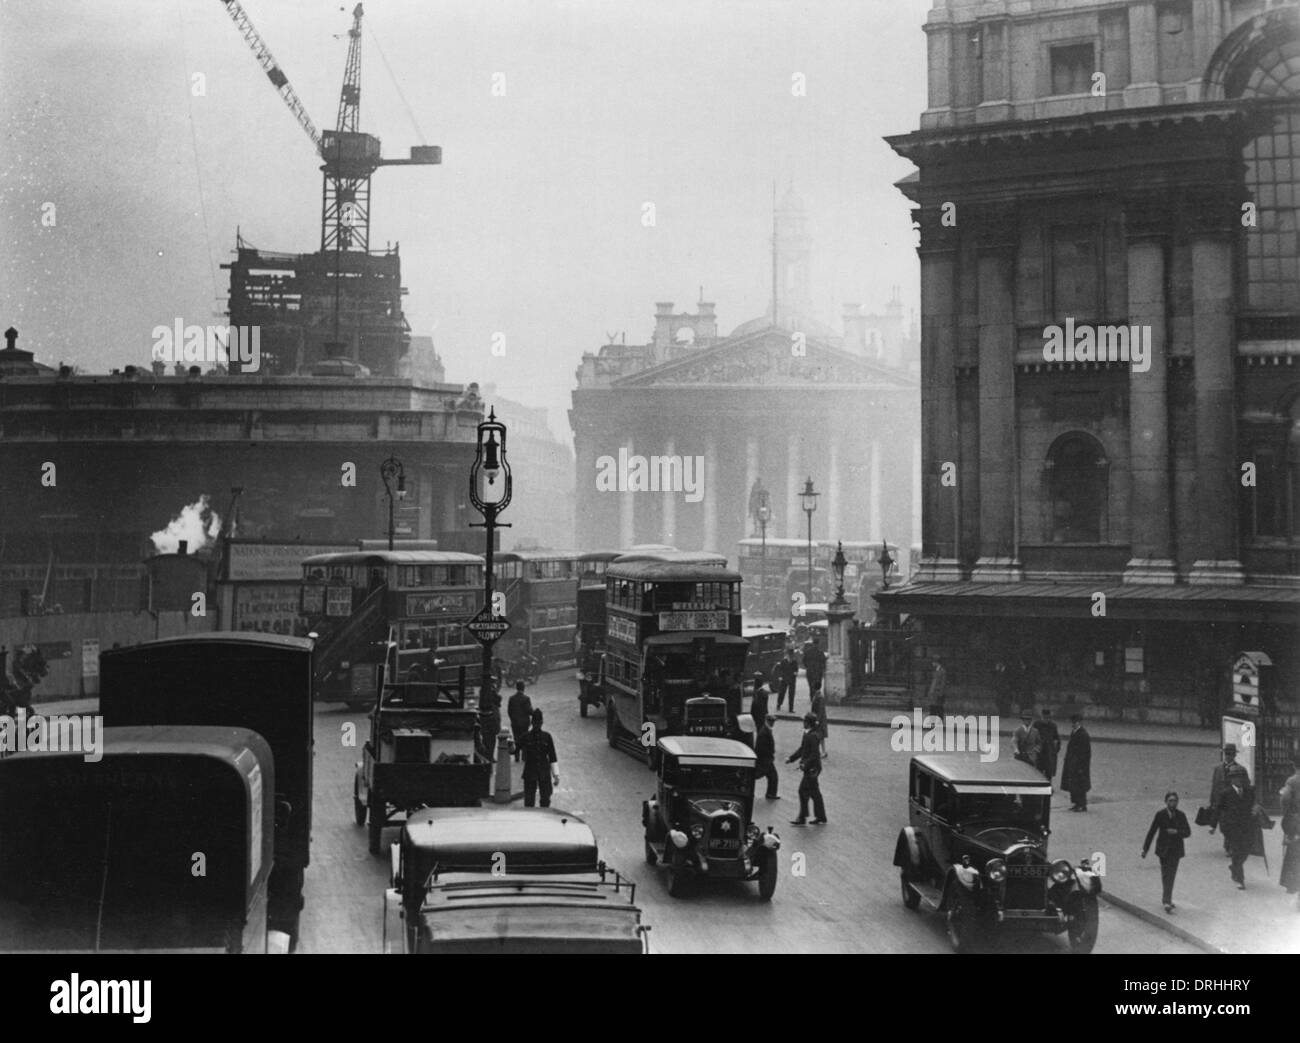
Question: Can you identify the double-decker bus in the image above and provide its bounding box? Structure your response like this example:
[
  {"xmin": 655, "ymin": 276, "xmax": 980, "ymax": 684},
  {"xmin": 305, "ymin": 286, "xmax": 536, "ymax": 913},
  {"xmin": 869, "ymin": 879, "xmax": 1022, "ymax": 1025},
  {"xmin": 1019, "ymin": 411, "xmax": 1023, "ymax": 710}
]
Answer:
[
  {"xmin": 600, "ymin": 560, "xmax": 749, "ymax": 759},
  {"xmin": 495, "ymin": 551, "xmax": 580, "ymax": 670},
  {"xmin": 737, "ymin": 538, "xmax": 910, "ymax": 623},
  {"xmin": 301, "ymin": 550, "xmax": 485, "ymax": 706}
]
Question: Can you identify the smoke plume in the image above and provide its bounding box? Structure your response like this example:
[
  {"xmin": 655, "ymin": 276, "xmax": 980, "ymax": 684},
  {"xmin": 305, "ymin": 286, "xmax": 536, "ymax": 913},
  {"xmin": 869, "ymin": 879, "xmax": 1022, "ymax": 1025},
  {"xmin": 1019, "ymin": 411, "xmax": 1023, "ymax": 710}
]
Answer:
[{"xmin": 151, "ymin": 496, "xmax": 221, "ymax": 554}]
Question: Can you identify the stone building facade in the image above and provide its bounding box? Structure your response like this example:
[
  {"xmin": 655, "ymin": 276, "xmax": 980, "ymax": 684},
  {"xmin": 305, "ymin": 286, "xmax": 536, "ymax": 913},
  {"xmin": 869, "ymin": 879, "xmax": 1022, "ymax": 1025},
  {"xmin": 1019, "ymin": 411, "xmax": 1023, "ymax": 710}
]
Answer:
[
  {"xmin": 882, "ymin": 0, "xmax": 1300, "ymax": 725},
  {"xmin": 569, "ymin": 191, "xmax": 921, "ymax": 563}
]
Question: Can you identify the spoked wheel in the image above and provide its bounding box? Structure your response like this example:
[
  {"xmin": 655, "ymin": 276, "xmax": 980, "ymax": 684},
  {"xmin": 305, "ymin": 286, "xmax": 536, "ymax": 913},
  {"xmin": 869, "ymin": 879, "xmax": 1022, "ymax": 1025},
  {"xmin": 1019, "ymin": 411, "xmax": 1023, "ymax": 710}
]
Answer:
[
  {"xmin": 758, "ymin": 854, "xmax": 778, "ymax": 901},
  {"xmin": 1067, "ymin": 894, "xmax": 1099, "ymax": 954},
  {"xmin": 666, "ymin": 850, "xmax": 691, "ymax": 898},
  {"xmin": 945, "ymin": 887, "xmax": 981, "ymax": 953},
  {"xmin": 900, "ymin": 870, "xmax": 920, "ymax": 910}
]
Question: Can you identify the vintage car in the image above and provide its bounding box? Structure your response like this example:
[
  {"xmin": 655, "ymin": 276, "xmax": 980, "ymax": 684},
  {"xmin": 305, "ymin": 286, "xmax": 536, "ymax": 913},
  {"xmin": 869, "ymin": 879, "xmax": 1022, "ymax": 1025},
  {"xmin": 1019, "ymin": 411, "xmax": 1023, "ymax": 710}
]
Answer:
[
  {"xmin": 354, "ymin": 678, "xmax": 492, "ymax": 854},
  {"xmin": 642, "ymin": 736, "xmax": 781, "ymax": 899},
  {"xmin": 893, "ymin": 754, "xmax": 1102, "ymax": 953},
  {"xmin": 383, "ymin": 807, "xmax": 648, "ymax": 953}
]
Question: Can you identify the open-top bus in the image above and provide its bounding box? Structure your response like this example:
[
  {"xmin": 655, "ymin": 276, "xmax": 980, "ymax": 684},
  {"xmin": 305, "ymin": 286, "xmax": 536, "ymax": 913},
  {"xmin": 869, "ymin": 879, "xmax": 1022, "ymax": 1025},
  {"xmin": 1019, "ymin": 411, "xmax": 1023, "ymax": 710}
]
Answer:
[
  {"xmin": 495, "ymin": 551, "xmax": 580, "ymax": 670},
  {"xmin": 302, "ymin": 550, "xmax": 485, "ymax": 707},
  {"xmin": 600, "ymin": 560, "xmax": 750, "ymax": 760}
]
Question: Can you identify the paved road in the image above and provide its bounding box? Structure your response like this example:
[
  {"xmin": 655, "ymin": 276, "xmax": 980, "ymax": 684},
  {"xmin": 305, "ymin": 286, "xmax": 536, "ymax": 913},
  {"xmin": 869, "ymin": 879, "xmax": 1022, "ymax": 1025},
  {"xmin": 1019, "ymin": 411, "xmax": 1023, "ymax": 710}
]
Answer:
[{"xmin": 298, "ymin": 672, "xmax": 1201, "ymax": 955}]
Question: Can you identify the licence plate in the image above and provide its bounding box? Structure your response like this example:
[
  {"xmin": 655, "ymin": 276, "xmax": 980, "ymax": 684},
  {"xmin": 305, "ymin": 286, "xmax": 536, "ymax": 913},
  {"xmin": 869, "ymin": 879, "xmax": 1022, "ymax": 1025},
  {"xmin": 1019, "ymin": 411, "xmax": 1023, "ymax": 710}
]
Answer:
[
  {"xmin": 1006, "ymin": 864, "xmax": 1049, "ymax": 878},
  {"xmin": 710, "ymin": 839, "xmax": 740, "ymax": 850}
]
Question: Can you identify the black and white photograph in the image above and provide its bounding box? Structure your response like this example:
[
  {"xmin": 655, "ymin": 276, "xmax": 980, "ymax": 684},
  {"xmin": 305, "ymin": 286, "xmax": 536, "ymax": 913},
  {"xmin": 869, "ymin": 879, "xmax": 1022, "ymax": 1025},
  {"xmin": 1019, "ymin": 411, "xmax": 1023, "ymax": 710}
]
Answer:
[{"xmin": 0, "ymin": 0, "xmax": 1297, "ymax": 978}]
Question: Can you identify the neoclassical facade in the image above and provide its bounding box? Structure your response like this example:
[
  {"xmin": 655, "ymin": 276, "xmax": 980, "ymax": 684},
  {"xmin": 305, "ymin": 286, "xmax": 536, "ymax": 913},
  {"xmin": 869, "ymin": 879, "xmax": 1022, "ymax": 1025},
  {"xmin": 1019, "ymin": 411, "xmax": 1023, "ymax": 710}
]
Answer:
[
  {"xmin": 569, "ymin": 192, "xmax": 921, "ymax": 562},
  {"xmin": 882, "ymin": 1, "xmax": 1300, "ymax": 724}
]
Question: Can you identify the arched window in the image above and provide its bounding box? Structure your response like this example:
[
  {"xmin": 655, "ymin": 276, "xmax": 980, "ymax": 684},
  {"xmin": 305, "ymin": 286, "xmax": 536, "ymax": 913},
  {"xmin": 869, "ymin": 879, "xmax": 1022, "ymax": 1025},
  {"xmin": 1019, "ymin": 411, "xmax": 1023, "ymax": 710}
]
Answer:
[
  {"xmin": 1044, "ymin": 433, "xmax": 1109, "ymax": 543},
  {"xmin": 1205, "ymin": 8, "xmax": 1300, "ymax": 312}
]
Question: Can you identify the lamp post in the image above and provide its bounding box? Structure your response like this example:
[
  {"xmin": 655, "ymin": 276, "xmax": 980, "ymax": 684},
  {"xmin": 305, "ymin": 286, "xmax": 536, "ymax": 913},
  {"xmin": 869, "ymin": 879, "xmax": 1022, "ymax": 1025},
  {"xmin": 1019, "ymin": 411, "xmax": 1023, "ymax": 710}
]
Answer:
[
  {"xmin": 877, "ymin": 540, "xmax": 897, "ymax": 590},
  {"xmin": 468, "ymin": 408, "xmax": 512, "ymax": 701},
  {"xmin": 757, "ymin": 490, "xmax": 771, "ymax": 616},
  {"xmin": 379, "ymin": 457, "xmax": 407, "ymax": 551},
  {"xmin": 825, "ymin": 540, "xmax": 856, "ymax": 706},
  {"xmin": 830, "ymin": 541, "xmax": 848, "ymax": 608},
  {"xmin": 800, "ymin": 477, "xmax": 819, "ymax": 600}
]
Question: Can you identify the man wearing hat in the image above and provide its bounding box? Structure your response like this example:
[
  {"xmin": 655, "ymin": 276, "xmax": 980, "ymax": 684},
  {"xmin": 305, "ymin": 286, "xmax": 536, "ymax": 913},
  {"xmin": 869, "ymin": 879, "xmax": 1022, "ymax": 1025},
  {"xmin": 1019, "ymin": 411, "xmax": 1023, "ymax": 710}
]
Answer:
[
  {"xmin": 749, "ymin": 673, "xmax": 771, "ymax": 735},
  {"xmin": 1013, "ymin": 711, "xmax": 1043, "ymax": 772},
  {"xmin": 1061, "ymin": 714, "xmax": 1092, "ymax": 811},
  {"xmin": 786, "ymin": 713, "xmax": 826, "ymax": 825},
  {"xmin": 506, "ymin": 680, "xmax": 533, "ymax": 763},
  {"xmin": 754, "ymin": 713, "xmax": 779, "ymax": 801},
  {"xmin": 1208, "ymin": 743, "xmax": 1251, "ymax": 853}
]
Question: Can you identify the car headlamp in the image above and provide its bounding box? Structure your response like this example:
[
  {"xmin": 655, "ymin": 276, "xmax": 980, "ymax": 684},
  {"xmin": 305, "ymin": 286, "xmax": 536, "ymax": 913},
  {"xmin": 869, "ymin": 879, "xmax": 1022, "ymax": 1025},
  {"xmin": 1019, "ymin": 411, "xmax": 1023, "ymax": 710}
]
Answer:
[
  {"xmin": 985, "ymin": 858, "xmax": 1006, "ymax": 883},
  {"xmin": 690, "ymin": 824, "xmax": 705, "ymax": 841},
  {"xmin": 1050, "ymin": 859, "xmax": 1073, "ymax": 884}
]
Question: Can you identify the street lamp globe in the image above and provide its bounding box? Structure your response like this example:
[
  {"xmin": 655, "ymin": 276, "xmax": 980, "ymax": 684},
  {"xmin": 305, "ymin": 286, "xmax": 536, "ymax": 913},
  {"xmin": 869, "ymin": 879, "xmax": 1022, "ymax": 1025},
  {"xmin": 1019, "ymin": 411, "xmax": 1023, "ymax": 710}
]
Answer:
[{"xmin": 470, "ymin": 407, "xmax": 512, "ymax": 512}]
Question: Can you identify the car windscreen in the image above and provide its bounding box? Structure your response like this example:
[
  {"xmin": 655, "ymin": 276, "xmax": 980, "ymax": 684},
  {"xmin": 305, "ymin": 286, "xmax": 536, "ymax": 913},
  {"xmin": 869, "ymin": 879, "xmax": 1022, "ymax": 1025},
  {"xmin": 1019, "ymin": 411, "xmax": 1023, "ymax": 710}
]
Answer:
[
  {"xmin": 955, "ymin": 793, "xmax": 1049, "ymax": 829},
  {"xmin": 669, "ymin": 764, "xmax": 749, "ymax": 793}
]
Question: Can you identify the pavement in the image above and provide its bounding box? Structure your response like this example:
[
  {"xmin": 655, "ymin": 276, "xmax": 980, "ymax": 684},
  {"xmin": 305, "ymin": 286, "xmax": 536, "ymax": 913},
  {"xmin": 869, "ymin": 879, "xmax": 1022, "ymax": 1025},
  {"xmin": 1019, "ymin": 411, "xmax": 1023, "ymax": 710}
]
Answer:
[{"xmin": 758, "ymin": 680, "xmax": 1300, "ymax": 955}]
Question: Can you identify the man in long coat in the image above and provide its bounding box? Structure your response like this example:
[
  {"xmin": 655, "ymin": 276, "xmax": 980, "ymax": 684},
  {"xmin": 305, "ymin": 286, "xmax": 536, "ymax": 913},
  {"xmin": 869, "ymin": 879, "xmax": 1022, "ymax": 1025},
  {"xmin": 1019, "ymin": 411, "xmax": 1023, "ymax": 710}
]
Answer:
[
  {"xmin": 1061, "ymin": 714, "xmax": 1091, "ymax": 811},
  {"xmin": 1218, "ymin": 769, "xmax": 1264, "ymax": 890}
]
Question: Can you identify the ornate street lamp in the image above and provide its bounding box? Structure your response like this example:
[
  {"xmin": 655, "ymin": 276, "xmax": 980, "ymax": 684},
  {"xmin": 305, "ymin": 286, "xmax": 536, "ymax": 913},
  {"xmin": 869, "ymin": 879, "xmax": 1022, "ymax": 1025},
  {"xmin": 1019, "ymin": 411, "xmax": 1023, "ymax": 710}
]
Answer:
[
  {"xmin": 878, "ymin": 540, "xmax": 897, "ymax": 590},
  {"xmin": 379, "ymin": 456, "xmax": 407, "ymax": 551},
  {"xmin": 830, "ymin": 540, "xmax": 848, "ymax": 608},
  {"xmin": 468, "ymin": 408, "xmax": 512, "ymax": 700},
  {"xmin": 800, "ymin": 477, "xmax": 819, "ymax": 601}
]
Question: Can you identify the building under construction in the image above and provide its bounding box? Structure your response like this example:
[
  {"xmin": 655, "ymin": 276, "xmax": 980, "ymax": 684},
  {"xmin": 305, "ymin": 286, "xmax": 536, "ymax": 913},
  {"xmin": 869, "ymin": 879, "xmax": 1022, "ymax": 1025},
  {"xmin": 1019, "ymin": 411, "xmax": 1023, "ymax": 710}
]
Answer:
[{"xmin": 222, "ymin": 233, "xmax": 414, "ymax": 377}]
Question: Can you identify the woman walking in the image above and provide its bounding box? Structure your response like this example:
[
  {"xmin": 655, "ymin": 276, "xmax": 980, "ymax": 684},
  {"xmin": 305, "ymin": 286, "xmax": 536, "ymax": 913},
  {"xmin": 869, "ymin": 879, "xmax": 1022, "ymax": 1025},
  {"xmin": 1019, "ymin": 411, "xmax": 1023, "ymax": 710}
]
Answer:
[{"xmin": 1141, "ymin": 791, "xmax": 1191, "ymax": 913}]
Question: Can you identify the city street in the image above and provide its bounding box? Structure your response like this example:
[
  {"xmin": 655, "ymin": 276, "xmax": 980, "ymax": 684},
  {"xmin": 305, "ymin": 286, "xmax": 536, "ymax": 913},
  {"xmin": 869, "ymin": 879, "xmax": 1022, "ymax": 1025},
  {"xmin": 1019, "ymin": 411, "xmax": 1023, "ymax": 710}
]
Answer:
[{"xmin": 299, "ymin": 671, "xmax": 1202, "ymax": 955}]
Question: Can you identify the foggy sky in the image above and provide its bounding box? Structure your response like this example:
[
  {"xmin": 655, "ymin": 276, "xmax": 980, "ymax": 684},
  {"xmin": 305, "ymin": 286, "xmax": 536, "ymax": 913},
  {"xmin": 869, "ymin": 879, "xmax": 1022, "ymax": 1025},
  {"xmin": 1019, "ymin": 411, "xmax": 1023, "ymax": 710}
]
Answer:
[{"xmin": 1, "ymin": 0, "xmax": 929, "ymax": 441}]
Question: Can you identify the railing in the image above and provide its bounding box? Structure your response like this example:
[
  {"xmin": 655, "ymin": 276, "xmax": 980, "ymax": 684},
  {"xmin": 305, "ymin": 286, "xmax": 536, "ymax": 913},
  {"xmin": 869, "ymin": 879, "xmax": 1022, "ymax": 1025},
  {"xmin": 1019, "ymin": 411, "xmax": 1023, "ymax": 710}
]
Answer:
[{"xmin": 311, "ymin": 583, "xmax": 389, "ymax": 684}]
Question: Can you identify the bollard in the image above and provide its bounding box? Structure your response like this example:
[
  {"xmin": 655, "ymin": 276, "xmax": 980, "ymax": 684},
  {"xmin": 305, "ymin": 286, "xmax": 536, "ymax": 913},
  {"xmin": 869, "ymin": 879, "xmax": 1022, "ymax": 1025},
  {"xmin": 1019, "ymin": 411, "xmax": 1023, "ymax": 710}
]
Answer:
[{"xmin": 493, "ymin": 729, "xmax": 513, "ymax": 804}]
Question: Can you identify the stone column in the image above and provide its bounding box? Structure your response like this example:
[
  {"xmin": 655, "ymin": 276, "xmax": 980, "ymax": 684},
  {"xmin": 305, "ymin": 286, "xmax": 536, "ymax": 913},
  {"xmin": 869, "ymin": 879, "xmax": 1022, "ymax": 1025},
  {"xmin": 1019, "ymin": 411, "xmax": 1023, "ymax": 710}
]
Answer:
[
  {"xmin": 911, "ymin": 435, "xmax": 923, "ymax": 563},
  {"xmin": 786, "ymin": 439, "xmax": 801, "ymax": 540},
  {"xmin": 704, "ymin": 428, "xmax": 719, "ymax": 552},
  {"xmin": 1187, "ymin": 193, "xmax": 1244, "ymax": 584},
  {"xmin": 619, "ymin": 434, "xmax": 635, "ymax": 549},
  {"xmin": 744, "ymin": 434, "xmax": 759, "ymax": 538},
  {"xmin": 916, "ymin": 213, "xmax": 962, "ymax": 582},
  {"xmin": 827, "ymin": 430, "xmax": 841, "ymax": 540},
  {"xmin": 869, "ymin": 439, "xmax": 882, "ymax": 540},
  {"xmin": 1125, "ymin": 2, "xmax": 1161, "ymax": 107},
  {"xmin": 661, "ymin": 436, "xmax": 676, "ymax": 545},
  {"xmin": 972, "ymin": 212, "xmax": 1022, "ymax": 582},
  {"xmin": 1123, "ymin": 204, "xmax": 1176, "ymax": 583}
]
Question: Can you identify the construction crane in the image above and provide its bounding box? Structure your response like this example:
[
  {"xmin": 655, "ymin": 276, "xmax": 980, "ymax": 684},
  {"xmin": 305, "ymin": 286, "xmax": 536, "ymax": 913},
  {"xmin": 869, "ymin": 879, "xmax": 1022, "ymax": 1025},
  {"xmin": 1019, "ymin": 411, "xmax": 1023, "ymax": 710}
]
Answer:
[{"xmin": 219, "ymin": 0, "xmax": 440, "ymax": 254}]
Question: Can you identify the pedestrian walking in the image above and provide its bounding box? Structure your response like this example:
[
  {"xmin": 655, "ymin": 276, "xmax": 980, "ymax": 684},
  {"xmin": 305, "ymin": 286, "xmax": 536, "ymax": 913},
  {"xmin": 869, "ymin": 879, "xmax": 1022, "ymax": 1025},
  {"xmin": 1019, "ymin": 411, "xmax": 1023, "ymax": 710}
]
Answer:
[
  {"xmin": 519, "ymin": 708, "xmax": 559, "ymax": 808},
  {"xmin": 1012, "ymin": 711, "xmax": 1042, "ymax": 772},
  {"xmin": 755, "ymin": 713, "xmax": 779, "ymax": 801},
  {"xmin": 1061, "ymin": 714, "xmax": 1091, "ymax": 811},
  {"xmin": 809, "ymin": 684, "xmax": 828, "ymax": 759},
  {"xmin": 1278, "ymin": 751, "xmax": 1300, "ymax": 909},
  {"xmin": 775, "ymin": 649, "xmax": 799, "ymax": 713},
  {"xmin": 749, "ymin": 673, "xmax": 771, "ymax": 730},
  {"xmin": 1208, "ymin": 743, "xmax": 1250, "ymax": 853},
  {"xmin": 802, "ymin": 637, "xmax": 827, "ymax": 699},
  {"xmin": 478, "ymin": 681, "xmax": 502, "ymax": 763},
  {"xmin": 1141, "ymin": 791, "xmax": 1191, "ymax": 913},
  {"xmin": 925, "ymin": 657, "xmax": 947, "ymax": 715},
  {"xmin": 506, "ymin": 680, "xmax": 532, "ymax": 763},
  {"xmin": 786, "ymin": 714, "xmax": 826, "ymax": 825},
  {"xmin": 1217, "ymin": 767, "xmax": 1263, "ymax": 890},
  {"xmin": 1033, "ymin": 707, "xmax": 1061, "ymax": 782}
]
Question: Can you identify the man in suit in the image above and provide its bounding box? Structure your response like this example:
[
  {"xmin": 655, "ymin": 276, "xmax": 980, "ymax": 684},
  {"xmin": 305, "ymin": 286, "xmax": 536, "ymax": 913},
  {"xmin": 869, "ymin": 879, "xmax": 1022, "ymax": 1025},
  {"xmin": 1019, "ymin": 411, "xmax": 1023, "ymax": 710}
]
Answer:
[
  {"xmin": 786, "ymin": 714, "xmax": 826, "ymax": 825},
  {"xmin": 754, "ymin": 713, "xmax": 779, "ymax": 801},
  {"xmin": 506, "ymin": 681, "xmax": 532, "ymax": 763},
  {"xmin": 1218, "ymin": 768, "xmax": 1262, "ymax": 890},
  {"xmin": 1013, "ymin": 712, "xmax": 1043, "ymax": 772},
  {"xmin": 1208, "ymin": 743, "xmax": 1250, "ymax": 853},
  {"xmin": 775, "ymin": 650, "xmax": 799, "ymax": 713},
  {"xmin": 1141, "ymin": 791, "xmax": 1192, "ymax": 913},
  {"xmin": 802, "ymin": 638, "xmax": 827, "ymax": 699},
  {"xmin": 749, "ymin": 673, "xmax": 771, "ymax": 732},
  {"xmin": 1061, "ymin": 714, "xmax": 1092, "ymax": 811}
]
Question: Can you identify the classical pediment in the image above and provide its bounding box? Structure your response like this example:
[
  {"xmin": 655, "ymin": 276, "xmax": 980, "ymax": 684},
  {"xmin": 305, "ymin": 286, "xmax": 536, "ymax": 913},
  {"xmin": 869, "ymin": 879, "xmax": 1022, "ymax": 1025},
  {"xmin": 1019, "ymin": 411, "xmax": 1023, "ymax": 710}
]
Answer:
[{"xmin": 611, "ymin": 326, "xmax": 917, "ymax": 390}]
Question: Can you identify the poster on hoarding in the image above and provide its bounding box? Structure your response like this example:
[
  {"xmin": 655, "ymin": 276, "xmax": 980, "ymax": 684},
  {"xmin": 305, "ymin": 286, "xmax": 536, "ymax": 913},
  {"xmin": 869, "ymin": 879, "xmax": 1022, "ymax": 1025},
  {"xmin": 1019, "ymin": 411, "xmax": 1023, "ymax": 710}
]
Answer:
[{"xmin": 234, "ymin": 584, "xmax": 303, "ymax": 635}]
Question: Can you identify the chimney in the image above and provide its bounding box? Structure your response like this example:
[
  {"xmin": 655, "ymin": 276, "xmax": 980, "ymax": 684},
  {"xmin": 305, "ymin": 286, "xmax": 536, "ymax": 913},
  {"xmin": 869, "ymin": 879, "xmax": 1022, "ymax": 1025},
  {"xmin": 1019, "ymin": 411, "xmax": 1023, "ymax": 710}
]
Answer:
[
  {"xmin": 177, "ymin": 540, "xmax": 188, "ymax": 555},
  {"xmin": 151, "ymin": 360, "xmax": 166, "ymax": 377},
  {"xmin": 652, "ymin": 302, "xmax": 676, "ymax": 359},
  {"xmin": 695, "ymin": 301, "xmax": 717, "ymax": 343}
]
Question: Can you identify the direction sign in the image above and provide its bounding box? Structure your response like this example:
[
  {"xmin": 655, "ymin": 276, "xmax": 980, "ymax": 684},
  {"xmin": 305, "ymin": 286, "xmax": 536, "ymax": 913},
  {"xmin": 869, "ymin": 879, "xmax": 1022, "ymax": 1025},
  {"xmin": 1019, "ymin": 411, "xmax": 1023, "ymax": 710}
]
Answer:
[{"xmin": 465, "ymin": 604, "xmax": 511, "ymax": 645}]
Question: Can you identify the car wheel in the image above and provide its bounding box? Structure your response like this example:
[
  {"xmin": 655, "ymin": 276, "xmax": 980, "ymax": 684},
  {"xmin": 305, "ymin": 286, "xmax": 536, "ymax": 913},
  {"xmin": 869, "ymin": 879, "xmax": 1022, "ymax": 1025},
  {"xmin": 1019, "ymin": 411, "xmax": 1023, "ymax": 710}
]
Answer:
[
  {"xmin": 644, "ymin": 837, "xmax": 658, "ymax": 866},
  {"xmin": 900, "ymin": 870, "xmax": 920, "ymax": 911},
  {"xmin": 1067, "ymin": 894, "xmax": 1099, "ymax": 954},
  {"xmin": 580, "ymin": 697, "xmax": 589, "ymax": 718},
  {"xmin": 666, "ymin": 851, "xmax": 691, "ymax": 898},
  {"xmin": 368, "ymin": 797, "xmax": 384, "ymax": 855},
  {"xmin": 758, "ymin": 853, "xmax": 778, "ymax": 901},
  {"xmin": 353, "ymin": 782, "xmax": 367, "ymax": 827},
  {"xmin": 945, "ymin": 887, "xmax": 980, "ymax": 954}
]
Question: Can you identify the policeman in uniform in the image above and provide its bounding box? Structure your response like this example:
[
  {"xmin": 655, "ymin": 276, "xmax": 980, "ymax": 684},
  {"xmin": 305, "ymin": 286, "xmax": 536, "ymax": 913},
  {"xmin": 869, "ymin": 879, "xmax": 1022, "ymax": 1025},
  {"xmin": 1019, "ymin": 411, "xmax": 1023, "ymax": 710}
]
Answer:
[{"xmin": 519, "ymin": 708, "xmax": 559, "ymax": 808}]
